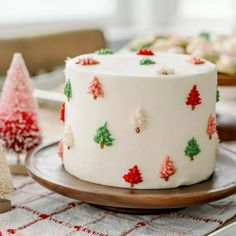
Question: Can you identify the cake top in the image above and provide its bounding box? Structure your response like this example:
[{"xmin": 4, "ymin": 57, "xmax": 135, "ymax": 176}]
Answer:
[{"xmin": 66, "ymin": 51, "xmax": 216, "ymax": 79}]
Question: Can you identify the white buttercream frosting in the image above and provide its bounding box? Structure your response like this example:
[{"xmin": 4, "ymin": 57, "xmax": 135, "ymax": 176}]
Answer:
[{"xmin": 63, "ymin": 51, "xmax": 217, "ymax": 189}]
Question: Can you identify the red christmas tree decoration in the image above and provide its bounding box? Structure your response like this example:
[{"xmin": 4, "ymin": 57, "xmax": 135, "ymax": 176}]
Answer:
[
  {"xmin": 60, "ymin": 102, "xmax": 65, "ymax": 122},
  {"xmin": 76, "ymin": 57, "xmax": 100, "ymax": 66},
  {"xmin": 122, "ymin": 165, "xmax": 143, "ymax": 188},
  {"xmin": 58, "ymin": 141, "xmax": 63, "ymax": 161},
  {"xmin": 159, "ymin": 156, "xmax": 176, "ymax": 181},
  {"xmin": 0, "ymin": 53, "xmax": 41, "ymax": 155},
  {"xmin": 186, "ymin": 85, "xmax": 202, "ymax": 110},
  {"xmin": 137, "ymin": 49, "xmax": 154, "ymax": 56},
  {"xmin": 87, "ymin": 77, "xmax": 104, "ymax": 100},
  {"xmin": 206, "ymin": 114, "xmax": 216, "ymax": 139},
  {"xmin": 187, "ymin": 56, "xmax": 205, "ymax": 65}
]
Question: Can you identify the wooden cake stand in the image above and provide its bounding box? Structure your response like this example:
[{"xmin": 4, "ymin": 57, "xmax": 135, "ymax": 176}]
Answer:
[
  {"xmin": 218, "ymin": 73, "xmax": 236, "ymax": 86},
  {"xmin": 25, "ymin": 138, "xmax": 236, "ymax": 214}
]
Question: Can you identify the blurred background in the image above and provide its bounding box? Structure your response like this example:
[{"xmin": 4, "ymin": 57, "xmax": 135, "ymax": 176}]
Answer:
[{"xmin": 1, "ymin": 0, "xmax": 236, "ymax": 141}]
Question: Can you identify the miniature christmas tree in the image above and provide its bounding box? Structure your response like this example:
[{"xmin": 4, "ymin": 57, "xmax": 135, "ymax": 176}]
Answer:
[
  {"xmin": 87, "ymin": 77, "xmax": 104, "ymax": 100},
  {"xmin": 0, "ymin": 144, "xmax": 13, "ymax": 199},
  {"xmin": 137, "ymin": 49, "xmax": 154, "ymax": 56},
  {"xmin": 0, "ymin": 53, "xmax": 41, "ymax": 156},
  {"xmin": 186, "ymin": 85, "xmax": 202, "ymax": 110},
  {"xmin": 139, "ymin": 58, "xmax": 156, "ymax": 65},
  {"xmin": 58, "ymin": 141, "xmax": 63, "ymax": 161},
  {"xmin": 159, "ymin": 156, "xmax": 176, "ymax": 181},
  {"xmin": 216, "ymin": 89, "xmax": 220, "ymax": 103},
  {"xmin": 96, "ymin": 48, "xmax": 114, "ymax": 55},
  {"xmin": 64, "ymin": 79, "xmax": 72, "ymax": 101},
  {"xmin": 94, "ymin": 122, "xmax": 114, "ymax": 149},
  {"xmin": 76, "ymin": 57, "xmax": 100, "ymax": 65},
  {"xmin": 64, "ymin": 125, "xmax": 74, "ymax": 150},
  {"xmin": 184, "ymin": 137, "xmax": 201, "ymax": 161},
  {"xmin": 122, "ymin": 165, "xmax": 143, "ymax": 188},
  {"xmin": 206, "ymin": 114, "xmax": 216, "ymax": 139},
  {"xmin": 60, "ymin": 103, "xmax": 65, "ymax": 122},
  {"xmin": 133, "ymin": 108, "xmax": 147, "ymax": 133}
]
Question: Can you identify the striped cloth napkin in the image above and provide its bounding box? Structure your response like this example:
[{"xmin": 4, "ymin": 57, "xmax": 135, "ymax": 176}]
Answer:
[{"xmin": 0, "ymin": 175, "xmax": 236, "ymax": 236}]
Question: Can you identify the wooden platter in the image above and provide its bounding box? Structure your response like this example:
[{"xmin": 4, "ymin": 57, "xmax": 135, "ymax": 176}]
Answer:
[
  {"xmin": 218, "ymin": 73, "xmax": 236, "ymax": 86},
  {"xmin": 25, "ymin": 138, "xmax": 236, "ymax": 214}
]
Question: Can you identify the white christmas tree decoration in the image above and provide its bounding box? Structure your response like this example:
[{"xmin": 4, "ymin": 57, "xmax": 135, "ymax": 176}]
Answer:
[
  {"xmin": 133, "ymin": 108, "xmax": 147, "ymax": 133},
  {"xmin": 64, "ymin": 125, "xmax": 74, "ymax": 149},
  {"xmin": 156, "ymin": 67, "xmax": 175, "ymax": 75},
  {"xmin": 0, "ymin": 144, "xmax": 13, "ymax": 199}
]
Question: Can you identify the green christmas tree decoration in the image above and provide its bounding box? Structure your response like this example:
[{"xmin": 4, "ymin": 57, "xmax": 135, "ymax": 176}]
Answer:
[
  {"xmin": 96, "ymin": 48, "xmax": 114, "ymax": 55},
  {"xmin": 139, "ymin": 58, "xmax": 156, "ymax": 65},
  {"xmin": 216, "ymin": 88, "xmax": 220, "ymax": 103},
  {"xmin": 184, "ymin": 137, "xmax": 201, "ymax": 161},
  {"xmin": 94, "ymin": 122, "xmax": 114, "ymax": 149},
  {"xmin": 64, "ymin": 79, "xmax": 72, "ymax": 101}
]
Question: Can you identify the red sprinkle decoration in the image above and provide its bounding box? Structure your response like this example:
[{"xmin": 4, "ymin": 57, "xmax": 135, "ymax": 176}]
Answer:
[
  {"xmin": 159, "ymin": 156, "xmax": 176, "ymax": 181},
  {"xmin": 76, "ymin": 57, "xmax": 100, "ymax": 65},
  {"xmin": 60, "ymin": 102, "xmax": 65, "ymax": 122},
  {"xmin": 137, "ymin": 49, "xmax": 154, "ymax": 56},
  {"xmin": 122, "ymin": 165, "xmax": 143, "ymax": 188},
  {"xmin": 7, "ymin": 229, "xmax": 16, "ymax": 234},
  {"xmin": 186, "ymin": 85, "xmax": 202, "ymax": 110},
  {"xmin": 187, "ymin": 56, "xmax": 205, "ymax": 65}
]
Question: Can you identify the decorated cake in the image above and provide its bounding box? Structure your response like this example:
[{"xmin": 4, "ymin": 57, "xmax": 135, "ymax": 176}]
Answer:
[{"xmin": 60, "ymin": 49, "xmax": 218, "ymax": 189}]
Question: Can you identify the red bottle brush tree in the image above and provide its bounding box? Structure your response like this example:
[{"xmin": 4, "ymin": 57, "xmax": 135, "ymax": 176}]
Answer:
[
  {"xmin": 186, "ymin": 85, "xmax": 202, "ymax": 110},
  {"xmin": 60, "ymin": 103, "xmax": 65, "ymax": 122},
  {"xmin": 0, "ymin": 53, "xmax": 41, "ymax": 156},
  {"xmin": 122, "ymin": 165, "xmax": 143, "ymax": 188},
  {"xmin": 159, "ymin": 156, "xmax": 176, "ymax": 181},
  {"xmin": 87, "ymin": 77, "xmax": 104, "ymax": 100},
  {"xmin": 206, "ymin": 114, "xmax": 216, "ymax": 139}
]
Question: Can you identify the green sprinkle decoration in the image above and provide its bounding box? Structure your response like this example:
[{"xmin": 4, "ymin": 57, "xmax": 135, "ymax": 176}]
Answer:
[
  {"xmin": 184, "ymin": 137, "xmax": 201, "ymax": 161},
  {"xmin": 96, "ymin": 48, "xmax": 114, "ymax": 55},
  {"xmin": 216, "ymin": 88, "xmax": 220, "ymax": 103},
  {"xmin": 139, "ymin": 58, "xmax": 156, "ymax": 65},
  {"xmin": 94, "ymin": 122, "xmax": 115, "ymax": 149},
  {"xmin": 64, "ymin": 79, "xmax": 72, "ymax": 101}
]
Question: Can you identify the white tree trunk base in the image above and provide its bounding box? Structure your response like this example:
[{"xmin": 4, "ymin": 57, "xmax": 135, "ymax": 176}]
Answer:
[{"xmin": 7, "ymin": 153, "xmax": 28, "ymax": 175}]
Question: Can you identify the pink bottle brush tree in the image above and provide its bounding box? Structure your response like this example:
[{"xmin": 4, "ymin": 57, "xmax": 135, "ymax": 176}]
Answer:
[{"xmin": 0, "ymin": 53, "xmax": 41, "ymax": 158}]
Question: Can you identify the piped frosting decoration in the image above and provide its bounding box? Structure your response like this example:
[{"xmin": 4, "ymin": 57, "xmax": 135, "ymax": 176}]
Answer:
[
  {"xmin": 76, "ymin": 57, "xmax": 100, "ymax": 66},
  {"xmin": 206, "ymin": 114, "xmax": 216, "ymax": 139},
  {"xmin": 133, "ymin": 108, "xmax": 147, "ymax": 133},
  {"xmin": 159, "ymin": 156, "xmax": 176, "ymax": 181},
  {"xmin": 122, "ymin": 165, "xmax": 143, "ymax": 188},
  {"xmin": 94, "ymin": 122, "xmax": 114, "ymax": 149},
  {"xmin": 64, "ymin": 79, "xmax": 72, "ymax": 101},
  {"xmin": 186, "ymin": 85, "xmax": 201, "ymax": 110},
  {"xmin": 187, "ymin": 56, "xmax": 205, "ymax": 65},
  {"xmin": 139, "ymin": 58, "xmax": 156, "ymax": 65},
  {"xmin": 156, "ymin": 67, "xmax": 175, "ymax": 75},
  {"xmin": 96, "ymin": 48, "xmax": 114, "ymax": 55},
  {"xmin": 137, "ymin": 49, "xmax": 154, "ymax": 56},
  {"xmin": 87, "ymin": 77, "xmax": 104, "ymax": 100},
  {"xmin": 184, "ymin": 137, "xmax": 201, "ymax": 161},
  {"xmin": 58, "ymin": 141, "xmax": 63, "ymax": 161},
  {"xmin": 64, "ymin": 125, "xmax": 74, "ymax": 149},
  {"xmin": 60, "ymin": 102, "xmax": 65, "ymax": 122},
  {"xmin": 216, "ymin": 89, "xmax": 220, "ymax": 102}
]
